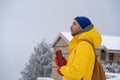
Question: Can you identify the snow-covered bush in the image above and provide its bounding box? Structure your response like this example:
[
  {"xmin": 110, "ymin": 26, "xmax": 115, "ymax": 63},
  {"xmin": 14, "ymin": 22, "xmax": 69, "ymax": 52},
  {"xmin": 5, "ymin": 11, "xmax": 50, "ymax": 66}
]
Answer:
[
  {"xmin": 20, "ymin": 40, "xmax": 52, "ymax": 80},
  {"xmin": 103, "ymin": 63, "xmax": 120, "ymax": 73}
]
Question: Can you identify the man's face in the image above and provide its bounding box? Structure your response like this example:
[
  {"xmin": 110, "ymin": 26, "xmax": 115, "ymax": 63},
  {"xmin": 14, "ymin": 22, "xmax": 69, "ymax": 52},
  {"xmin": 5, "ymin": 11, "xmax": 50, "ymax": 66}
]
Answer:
[{"xmin": 70, "ymin": 20, "xmax": 82, "ymax": 36}]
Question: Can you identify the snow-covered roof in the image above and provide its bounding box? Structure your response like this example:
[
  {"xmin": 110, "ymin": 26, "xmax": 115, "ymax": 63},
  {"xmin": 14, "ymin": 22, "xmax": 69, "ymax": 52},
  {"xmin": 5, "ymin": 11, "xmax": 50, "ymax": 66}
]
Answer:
[
  {"xmin": 101, "ymin": 35, "xmax": 120, "ymax": 50},
  {"xmin": 52, "ymin": 32, "xmax": 120, "ymax": 50},
  {"xmin": 51, "ymin": 32, "xmax": 71, "ymax": 47},
  {"xmin": 61, "ymin": 32, "xmax": 73, "ymax": 41}
]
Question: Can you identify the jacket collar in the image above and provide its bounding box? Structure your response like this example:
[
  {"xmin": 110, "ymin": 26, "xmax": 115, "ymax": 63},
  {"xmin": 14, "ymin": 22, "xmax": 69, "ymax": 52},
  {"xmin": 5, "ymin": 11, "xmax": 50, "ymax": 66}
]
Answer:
[{"xmin": 68, "ymin": 24, "xmax": 94, "ymax": 54}]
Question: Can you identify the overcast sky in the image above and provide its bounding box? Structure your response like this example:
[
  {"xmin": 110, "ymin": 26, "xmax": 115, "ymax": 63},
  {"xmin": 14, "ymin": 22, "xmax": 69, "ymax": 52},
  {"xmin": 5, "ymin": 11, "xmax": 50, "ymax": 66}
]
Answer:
[{"xmin": 0, "ymin": 0, "xmax": 120, "ymax": 80}]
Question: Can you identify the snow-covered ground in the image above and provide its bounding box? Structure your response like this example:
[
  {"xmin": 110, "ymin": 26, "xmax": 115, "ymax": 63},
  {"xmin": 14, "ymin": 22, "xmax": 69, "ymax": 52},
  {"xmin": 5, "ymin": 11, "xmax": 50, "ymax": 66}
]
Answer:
[
  {"xmin": 37, "ymin": 73, "xmax": 120, "ymax": 80},
  {"xmin": 106, "ymin": 73, "xmax": 120, "ymax": 80}
]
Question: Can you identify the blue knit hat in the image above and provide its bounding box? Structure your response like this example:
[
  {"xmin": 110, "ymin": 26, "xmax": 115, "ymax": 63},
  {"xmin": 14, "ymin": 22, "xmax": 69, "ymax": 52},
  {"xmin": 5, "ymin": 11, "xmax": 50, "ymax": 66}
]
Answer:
[{"xmin": 74, "ymin": 16, "xmax": 92, "ymax": 29}]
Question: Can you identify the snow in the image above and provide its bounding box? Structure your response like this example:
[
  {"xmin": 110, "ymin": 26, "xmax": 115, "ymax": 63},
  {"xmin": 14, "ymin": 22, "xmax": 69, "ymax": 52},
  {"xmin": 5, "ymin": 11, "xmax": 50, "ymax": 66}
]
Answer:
[
  {"xmin": 61, "ymin": 32, "xmax": 73, "ymax": 41},
  {"xmin": 37, "ymin": 77, "xmax": 55, "ymax": 80},
  {"xmin": 102, "ymin": 35, "xmax": 120, "ymax": 50},
  {"xmin": 61, "ymin": 32, "xmax": 120, "ymax": 50},
  {"xmin": 37, "ymin": 73, "xmax": 120, "ymax": 80},
  {"xmin": 106, "ymin": 73, "xmax": 120, "ymax": 80}
]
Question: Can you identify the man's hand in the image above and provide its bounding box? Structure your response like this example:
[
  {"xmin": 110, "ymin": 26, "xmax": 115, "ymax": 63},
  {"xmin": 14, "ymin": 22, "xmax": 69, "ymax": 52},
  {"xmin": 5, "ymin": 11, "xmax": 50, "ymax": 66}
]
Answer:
[
  {"xmin": 56, "ymin": 67, "xmax": 63, "ymax": 76},
  {"xmin": 54, "ymin": 49, "xmax": 67, "ymax": 67},
  {"xmin": 54, "ymin": 56, "xmax": 67, "ymax": 67}
]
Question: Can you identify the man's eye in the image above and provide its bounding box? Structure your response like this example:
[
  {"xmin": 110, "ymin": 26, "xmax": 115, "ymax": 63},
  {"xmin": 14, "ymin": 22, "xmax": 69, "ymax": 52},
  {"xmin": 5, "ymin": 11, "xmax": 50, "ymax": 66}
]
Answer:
[{"xmin": 73, "ymin": 22, "xmax": 76, "ymax": 25}]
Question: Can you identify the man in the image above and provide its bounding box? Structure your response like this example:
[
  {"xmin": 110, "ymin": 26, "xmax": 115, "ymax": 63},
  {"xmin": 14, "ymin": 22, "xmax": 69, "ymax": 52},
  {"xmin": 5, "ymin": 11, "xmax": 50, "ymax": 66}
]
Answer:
[{"xmin": 55, "ymin": 16, "xmax": 102, "ymax": 80}]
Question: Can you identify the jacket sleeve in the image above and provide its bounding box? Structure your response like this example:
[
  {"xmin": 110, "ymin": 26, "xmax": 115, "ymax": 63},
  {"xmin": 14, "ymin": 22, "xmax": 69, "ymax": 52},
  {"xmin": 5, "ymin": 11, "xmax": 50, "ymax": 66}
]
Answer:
[{"xmin": 60, "ymin": 41, "xmax": 95, "ymax": 79}]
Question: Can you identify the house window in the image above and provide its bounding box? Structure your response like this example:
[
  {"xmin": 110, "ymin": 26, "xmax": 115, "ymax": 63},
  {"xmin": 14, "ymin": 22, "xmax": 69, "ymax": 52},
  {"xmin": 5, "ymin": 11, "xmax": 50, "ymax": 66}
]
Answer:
[
  {"xmin": 109, "ymin": 53, "xmax": 114, "ymax": 60},
  {"xmin": 100, "ymin": 50, "xmax": 106, "ymax": 60}
]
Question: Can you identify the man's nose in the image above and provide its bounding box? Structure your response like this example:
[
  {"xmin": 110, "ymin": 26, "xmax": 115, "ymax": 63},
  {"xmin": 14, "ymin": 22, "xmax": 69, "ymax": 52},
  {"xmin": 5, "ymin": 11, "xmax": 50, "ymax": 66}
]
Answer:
[{"xmin": 70, "ymin": 25, "xmax": 72, "ymax": 29}]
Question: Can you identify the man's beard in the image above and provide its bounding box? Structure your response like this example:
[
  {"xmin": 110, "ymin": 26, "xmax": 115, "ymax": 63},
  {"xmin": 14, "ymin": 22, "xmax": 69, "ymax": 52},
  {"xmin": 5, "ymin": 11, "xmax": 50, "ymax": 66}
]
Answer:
[{"xmin": 71, "ymin": 31, "xmax": 80, "ymax": 36}]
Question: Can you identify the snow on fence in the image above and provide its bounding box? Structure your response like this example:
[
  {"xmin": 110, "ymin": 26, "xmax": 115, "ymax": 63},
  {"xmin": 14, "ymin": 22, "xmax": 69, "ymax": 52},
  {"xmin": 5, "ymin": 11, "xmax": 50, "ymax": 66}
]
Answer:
[{"xmin": 37, "ymin": 77, "xmax": 55, "ymax": 80}]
